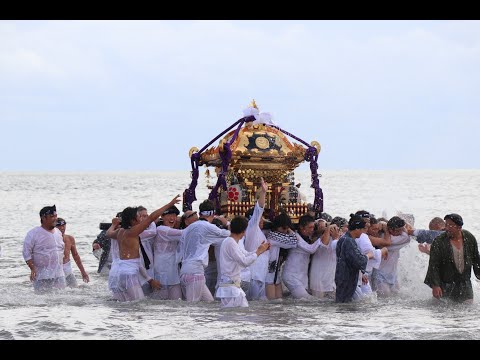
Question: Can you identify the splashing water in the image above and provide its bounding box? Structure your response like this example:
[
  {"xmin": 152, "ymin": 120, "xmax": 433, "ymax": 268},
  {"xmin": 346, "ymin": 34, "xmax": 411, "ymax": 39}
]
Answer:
[{"xmin": 1, "ymin": 170, "xmax": 480, "ymax": 339}]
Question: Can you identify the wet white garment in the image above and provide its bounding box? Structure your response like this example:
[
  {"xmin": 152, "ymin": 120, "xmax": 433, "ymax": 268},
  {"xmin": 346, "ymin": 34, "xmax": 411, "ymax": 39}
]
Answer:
[
  {"xmin": 310, "ymin": 238, "xmax": 338, "ymax": 292},
  {"xmin": 282, "ymin": 234, "xmax": 321, "ymax": 298},
  {"xmin": 139, "ymin": 222, "xmax": 156, "ymax": 279},
  {"xmin": 22, "ymin": 227, "xmax": 65, "ymax": 281},
  {"xmin": 218, "ymin": 237, "xmax": 258, "ymax": 285},
  {"xmin": 216, "ymin": 237, "xmax": 257, "ymax": 307},
  {"xmin": 110, "ymin": 258, "xmax": 144, "ymax": 302},
  {"xmin": 107, "ymin": 238, "xmax": 120, "ymax": 290},
  {"xmin": 356, "ymin": 233, "xmax": 382, "ymax": 272},
  {"xmin": 238, "ymin": 238, "xmax": 251, "ymax": 283},
  {"xmin": 215, "ymin": 274, "xmax": 248, "ymax": 308},
  {"xmin": 180, "ymin": 273, "xmax": 213, "ymax": 302},
  {"xmin": 219, "ymin": 293, "xmax": 249, "ymax": 308},
  {"xmin": 178, "ymin": 220, "xmax": 230, "ymax": 275},
  {"xmin": 244, "ymin": 202, "xmax": 269, "ymax": 283},
  {"xmin": 153, "ymin": 225, "xmax": 183, "ymax": 285},
  {"xmin": 356, "ymin": 232, "xmax": 383, "ymax": 293},
  {"xmin": 265, "ymin": 231, "xmax": 298, "ymax": 284},
  {"xmin": 374, "ymin": 232, "xmax": 411, "ymax": 286},
  {"xmin": 63, "ymin": 260, "xmax": 73, "ymax": 276}
]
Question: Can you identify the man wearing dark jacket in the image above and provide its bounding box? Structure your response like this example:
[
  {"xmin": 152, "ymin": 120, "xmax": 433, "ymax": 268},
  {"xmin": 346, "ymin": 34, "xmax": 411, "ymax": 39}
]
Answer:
[
  {"xmin": 335, "ymin": 215, "xmax": 373, "ymax": 303},
  {"xmin": 424, "ymin": 213, "xmax": 480, "ymax": 303}
]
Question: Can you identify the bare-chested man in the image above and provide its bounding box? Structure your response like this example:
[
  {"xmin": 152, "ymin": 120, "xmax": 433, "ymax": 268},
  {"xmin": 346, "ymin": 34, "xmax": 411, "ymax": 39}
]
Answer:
[
  {"xmin": 55, "ymin": 218, "xmax": 89, "ymax": 287},
  {"xmin": 106, "ymin": 195, "xmax": 180, "ymax": 302}
]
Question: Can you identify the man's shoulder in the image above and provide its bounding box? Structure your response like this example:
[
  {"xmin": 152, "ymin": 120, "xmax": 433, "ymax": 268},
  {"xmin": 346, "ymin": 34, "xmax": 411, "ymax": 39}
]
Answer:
[
  {"xmin": 26, "ymin": 226, "xmax": 43, "ymax": 236},
  {"xmin": 64, "ymin": 234, "xmax": 75, "ymax": 242},
  {"xmin": 462, "ymin": 229, "xmax": 477, "ymax": 241},
  {"xmin": 431, "ymin": 232, "xmax": 449, "ymax": 247}
]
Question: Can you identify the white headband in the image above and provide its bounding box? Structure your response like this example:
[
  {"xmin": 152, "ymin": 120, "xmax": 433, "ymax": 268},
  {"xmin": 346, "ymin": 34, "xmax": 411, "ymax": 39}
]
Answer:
[{"xmin": 199, "ymin": 210, "xmax": 215, "ymax": 217}]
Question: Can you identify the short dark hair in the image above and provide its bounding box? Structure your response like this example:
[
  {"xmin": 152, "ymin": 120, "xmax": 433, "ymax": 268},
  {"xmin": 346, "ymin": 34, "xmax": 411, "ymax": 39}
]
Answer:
[
  {"xmin": 199, "ymin": 199, "xmax": 215, "ymax": 213},
  {"xmin": 387, "ymin": 216, "xmax": 405, "ymax": 230},
  {"xmin": 121, "ymin": 207, "xmax": 139, "ymax": 229},
  {"xmin": 162, "ymin": 205, "xmax": 180, "ymax": 216},
  {"xmin": 230, "ymin": 216, "xmax": 248, "ymax": 234},
  {"xmin": 319, "ymin": 212, "xmax": 332, "ymax": 223},
  {"xmin": 348, "ymin": 215, "xmax": 366, "ymax": 231},
  {"xmin": 272, "ymin": 212, "xmax": 292, "ymax": 230},
  {"xmin": 355, "ymin": 210, "xmax": 371, "ymax": 219},
  {"xmin": 444, "ymin": 213, "xmax": 463, "ymax": 227},
  {"xmin": 39, "ymin": 205, "xmax": 56, "ymax": 217},
  {"xmin": 298, "ymin": 214, "xmax": 315, "ymax": 228},
  {"xmin": 331, "ymin": 216, "xmax": 347, "ymax": 228}
]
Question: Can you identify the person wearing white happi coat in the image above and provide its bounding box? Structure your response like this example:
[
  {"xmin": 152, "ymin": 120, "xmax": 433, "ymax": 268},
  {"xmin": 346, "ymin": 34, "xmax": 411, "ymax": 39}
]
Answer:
[
  {"xmin": 23, "ymin": 205, "xmax": 66, "ymax": 293},
  {"xmin": 177, "ymin": 199, "xmax": 230, "ymax": 302},
  {"xmin": 243, "ymin": 177, "xmax": 270, "ymax": 300},
  {"xmin": 355, "ymin": 232, "xmax": 387, "ymax": 297},
  {"xmin": 138, "ymin": 221, "xmax": 156, "ymax": 294},
  {"xmin": 351, "ymin": 211, "xmax": 388, "ymax": 299},
  {"xmin": 282, "ymin": 215, "xmax": 322, "ymax": 300},
  {"xmin": 152, "ymin": 205, "xmax": 183, "ymax": 300},
  {"xmin": 373, "ymin": 216, "xmax": 411, "ymax": 296},
  {"xmin": 310, "ymin": 223, "xmax": 342, "ymax": 299},
  {"xmin": 265, "ymin": 213, "xmax": 299, "ymax": 300},
  {"xmin": 238, "ymin": 237, "xmax": 252, "ymax": 295},
  {"xmin": 136, "ymin": 206, "xmax": 159, "ymax": 296},
  {"xmin": 216, "ymin": 216, "xmax": 270, "ymax": 307},
  {"xmin": 107, "ymin": 235, "xmax": 121, "ymax": 293}
]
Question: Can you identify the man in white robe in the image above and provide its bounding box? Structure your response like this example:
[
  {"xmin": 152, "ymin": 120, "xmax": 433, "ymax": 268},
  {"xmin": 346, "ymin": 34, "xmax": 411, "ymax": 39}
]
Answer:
[
  {"xmin": 152, "ymin": 206, "xmax": 184, "ymax": 300},
  {"xmin": 23, "ymin": 205, "xmax": 66, "ymax": 293},
  {"xmin": 177, "ymin": 199, "xmax": 231, "ymax": 302},
  {"xmin": 216, "ymin": 216, "xmax": 270, "ymax": 307},
  {"xmin": 373, "ymin": 216, "xmax": 411, "ymax": 296},
  {"xmin": 310, "ymin": 222, "xmax": 342, "ymax": 299},
  {"xmin": 283, "ymin": 215, "xmax": 322, "ymax": 300},
  {"xmin": 244, "ymin": 177, "xmax": 269, "ymax": 300}
]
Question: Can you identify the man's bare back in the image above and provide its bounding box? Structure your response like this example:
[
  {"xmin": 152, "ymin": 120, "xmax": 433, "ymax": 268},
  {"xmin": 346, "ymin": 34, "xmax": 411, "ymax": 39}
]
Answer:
[{"xmin": 117, "ymin": 228, "xmax": 141, "ymax": 261}]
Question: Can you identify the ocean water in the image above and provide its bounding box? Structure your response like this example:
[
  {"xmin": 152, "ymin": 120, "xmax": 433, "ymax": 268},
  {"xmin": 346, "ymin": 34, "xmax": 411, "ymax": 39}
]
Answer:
[{"xmin": 1, "ymin": 169, "xmax": 479, "ymax": 340}]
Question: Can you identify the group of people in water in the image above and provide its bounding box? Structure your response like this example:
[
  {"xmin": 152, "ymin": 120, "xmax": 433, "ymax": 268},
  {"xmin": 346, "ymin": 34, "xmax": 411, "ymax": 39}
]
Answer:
[{"xmin": 22, "ymin": 178, "xmax": 480, "ymax": 306}]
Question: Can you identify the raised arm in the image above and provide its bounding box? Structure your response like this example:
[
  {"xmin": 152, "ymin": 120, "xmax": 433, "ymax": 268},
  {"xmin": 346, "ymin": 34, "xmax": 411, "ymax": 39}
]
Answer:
[
  {"xmin": 258, "ymin": 177, "xmax": 267, "ymax": 209},
  {"xmin": 128, "ymin": 195, "xmax": 181, "ymax": 237},
  {"xmin": 267, "ymin": 230, "xmax": 298, "ymax": 249},
  {"xmin": 106, "ymin": 217, "xmax": 121, "ymax": 239},
  {"xmin": 296, "ymin": 234, "xmax": 322, "ymax": 254}
]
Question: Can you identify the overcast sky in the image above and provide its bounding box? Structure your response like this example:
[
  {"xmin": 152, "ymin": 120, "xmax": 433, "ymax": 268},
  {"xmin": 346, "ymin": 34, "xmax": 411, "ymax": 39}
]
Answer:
[{"xmin": 1, "ymin": 20, "xmax": 479, "ymax": 172}]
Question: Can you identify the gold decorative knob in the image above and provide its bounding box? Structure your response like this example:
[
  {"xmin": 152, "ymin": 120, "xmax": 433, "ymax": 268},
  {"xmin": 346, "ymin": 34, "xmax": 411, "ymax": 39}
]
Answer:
[
  {"xmin": 310, "ymin": 141, "xmax": 321, "ymax": 155},
  {"xmin": 189, "ymin": 147, "xmax": 199, "ymax": 158}
]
